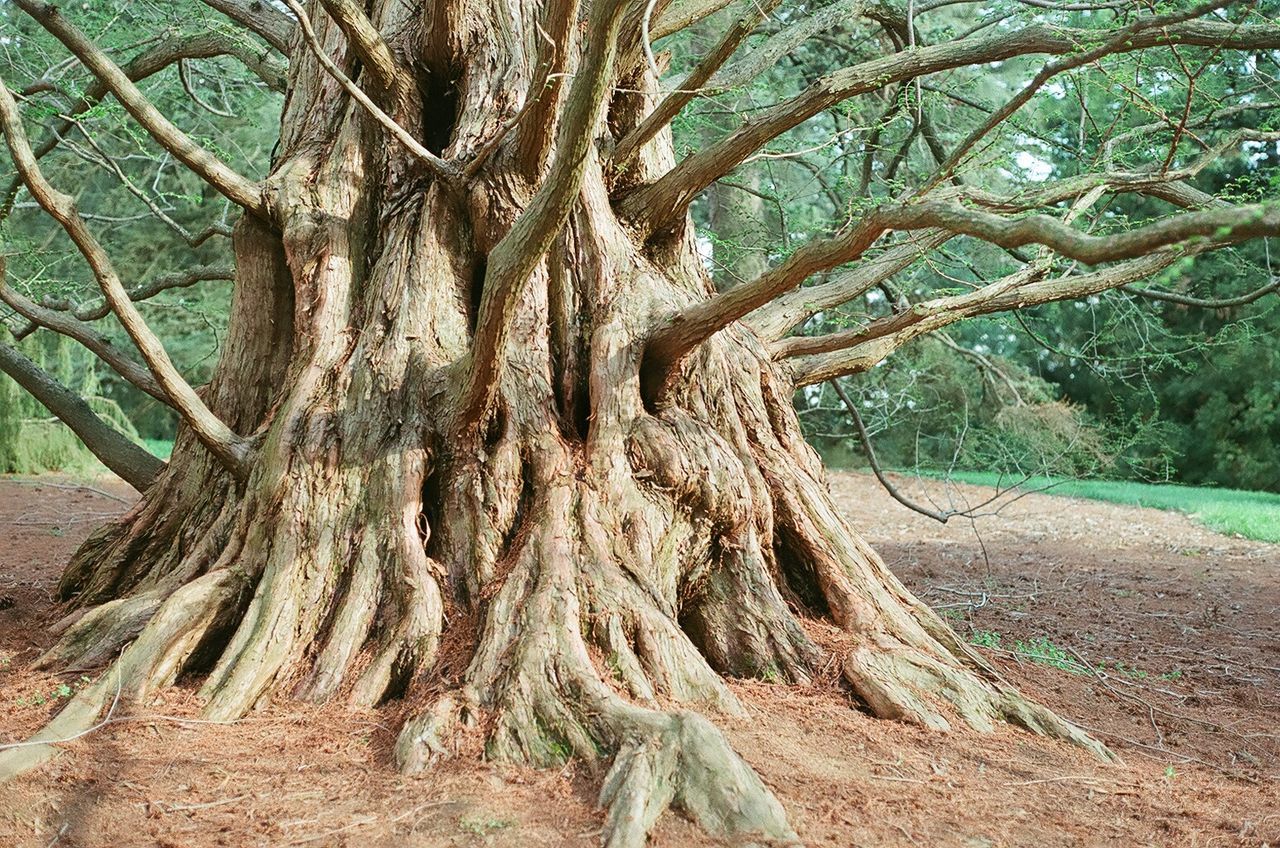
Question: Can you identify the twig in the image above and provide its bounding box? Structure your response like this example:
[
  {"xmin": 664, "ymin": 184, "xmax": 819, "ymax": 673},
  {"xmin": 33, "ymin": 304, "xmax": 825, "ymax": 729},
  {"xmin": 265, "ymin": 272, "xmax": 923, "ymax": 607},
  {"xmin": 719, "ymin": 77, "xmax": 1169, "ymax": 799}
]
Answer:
[
  {"xmin": 0, "ymin": 664, "xmax": 122, "ymax": 750},
  {"xmin": 0, "ymin": 479, "xmax": 132, "ymax": 504}
]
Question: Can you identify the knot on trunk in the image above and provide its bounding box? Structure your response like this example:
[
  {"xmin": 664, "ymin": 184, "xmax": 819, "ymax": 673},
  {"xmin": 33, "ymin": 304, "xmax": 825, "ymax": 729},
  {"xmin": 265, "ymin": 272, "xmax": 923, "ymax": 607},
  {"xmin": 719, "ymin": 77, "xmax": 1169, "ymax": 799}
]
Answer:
[{"xmin": 626, "ymin": 412, "xmax": 753, "ymax": 532}]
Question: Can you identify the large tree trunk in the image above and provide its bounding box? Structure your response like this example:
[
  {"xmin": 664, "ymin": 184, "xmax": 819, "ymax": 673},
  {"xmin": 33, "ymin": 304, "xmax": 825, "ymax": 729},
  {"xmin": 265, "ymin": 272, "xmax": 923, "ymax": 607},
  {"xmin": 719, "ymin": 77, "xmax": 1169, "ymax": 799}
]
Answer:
[{"xmin": 1, "ymin": 4, "xmax": 1109, "ymax": 844}]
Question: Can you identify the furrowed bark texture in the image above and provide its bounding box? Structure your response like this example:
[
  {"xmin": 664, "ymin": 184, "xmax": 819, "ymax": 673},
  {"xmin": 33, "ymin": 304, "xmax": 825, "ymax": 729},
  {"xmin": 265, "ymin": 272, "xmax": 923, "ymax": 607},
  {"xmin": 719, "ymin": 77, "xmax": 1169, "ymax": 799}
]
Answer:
[{"xmin": 1, "ymin": 1, "xmax": 1112, "ymax": 840}]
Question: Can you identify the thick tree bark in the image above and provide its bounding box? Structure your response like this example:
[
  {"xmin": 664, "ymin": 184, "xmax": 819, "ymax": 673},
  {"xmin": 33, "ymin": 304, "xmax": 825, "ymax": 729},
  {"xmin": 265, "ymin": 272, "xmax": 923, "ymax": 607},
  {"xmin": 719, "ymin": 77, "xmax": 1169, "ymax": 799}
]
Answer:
[{"xmin": 0, "ymin": 3, "xmax": 1112, "ymax": 843}]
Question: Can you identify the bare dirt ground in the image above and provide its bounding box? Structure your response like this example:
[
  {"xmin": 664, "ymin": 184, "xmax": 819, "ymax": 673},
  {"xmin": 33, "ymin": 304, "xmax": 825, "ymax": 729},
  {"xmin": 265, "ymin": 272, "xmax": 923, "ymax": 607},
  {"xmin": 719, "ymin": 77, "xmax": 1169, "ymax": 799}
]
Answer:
[{"xmin": 1, "ymin": 471, "xmax": 1277, "ymax": 847}]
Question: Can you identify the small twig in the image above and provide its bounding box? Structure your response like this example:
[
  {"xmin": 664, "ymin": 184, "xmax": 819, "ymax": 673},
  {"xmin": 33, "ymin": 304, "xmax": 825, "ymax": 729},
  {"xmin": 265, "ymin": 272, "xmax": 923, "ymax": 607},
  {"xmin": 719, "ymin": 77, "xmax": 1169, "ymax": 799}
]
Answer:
[
  {"xmin": 1003, "ymin": 775, "xmax": 1130, "ymax": 787},
  {"xmin": 161, "ymin": 794, "xmax": 249, "ymax": 813}
]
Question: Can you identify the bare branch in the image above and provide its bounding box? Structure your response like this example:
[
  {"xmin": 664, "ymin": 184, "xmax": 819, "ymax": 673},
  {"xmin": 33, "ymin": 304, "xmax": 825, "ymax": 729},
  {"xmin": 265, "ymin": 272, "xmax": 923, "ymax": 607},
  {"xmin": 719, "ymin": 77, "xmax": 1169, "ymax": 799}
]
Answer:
[
  {"xmin": 1, "ymin": 31, "xmax": 284, "ymax": 221},
  {"xmin": 711, "ymin": 0, "xmax": 866, "ymax": 92},
  {"xmin": 787, "ymin": 249, "xmax": 1199, "ymax": 386},
  {"xmin": 1123, "ymin": 276, "xmax": 1280, "ymax": 309},
  {"xmin": 8, "ymin": 264, "xmax": 232, "ymax": 344},
  {"xmin": 620, "ymin": 14, "xmax": 1280, "ymax": 233},
  {"xmin": 651, "ymin": 0, "xmax": 738, "ymax": 41},
  {"xmin": 514, "ymin": 0, "xmax": 581, "ymax": 172},
  {"xmin": 830, "ymin": 377, "xmax": 954, "ymax": 523},
  {"xmin": 13, "ymin": 0, "xmax": 267, "ymax": 216},
  {"xmin": 920, "ymin": 0, "xmax": 1232, "ymax": 191},
  {"xmin": 1, "ymin": 284, "xmax": 171, "ymax": 404},
  {"xmin": 317, "ymin": 0, "xmax": 413, "ymax": 105},
  {"xmin": 198, "ymin": 0, "xmax": 297, "ymax": 54},
  {"xmin": 613, "ymin": 0, "xmax": 780, "ymax": 168},
  {"xmin": 746, "ymin": 229, "xmax": 953, "ymax": 341},
  {"xmin": 886, "ymin": 199, "xmax": 1280, "ymax": 265},
  {"xmin": 0, "ymin": 78, "xmax": 253, "ymax": 477},
  {"xmin": 64, "ymin": 265, "xmax": 236, "ymax": 323},
  {"xmin": 454, "ymin": 0, "xmax": 629, "ymax": 432},
  {"xmin": 281, "ymin": 0, "xmax": 454, "ymax": 180},
  {"xmin": 0, "ymin": 339, "xmax": 165, "ymax": 491}
]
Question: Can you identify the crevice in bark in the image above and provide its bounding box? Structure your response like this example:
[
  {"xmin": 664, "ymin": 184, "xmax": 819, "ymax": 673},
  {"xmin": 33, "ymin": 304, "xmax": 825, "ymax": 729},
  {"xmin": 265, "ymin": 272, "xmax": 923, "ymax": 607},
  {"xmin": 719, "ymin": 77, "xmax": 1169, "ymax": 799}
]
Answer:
[
  {"xmin": 772, "ymin": 525, "xmax": 831, "ymax": 619},
  {"xmin": 467, "ymin": 253, "xmax": 487, "ymax": 332},
  {"xmin": 419, "ymin": 70, "xmax": 459, "ymax": 156}
]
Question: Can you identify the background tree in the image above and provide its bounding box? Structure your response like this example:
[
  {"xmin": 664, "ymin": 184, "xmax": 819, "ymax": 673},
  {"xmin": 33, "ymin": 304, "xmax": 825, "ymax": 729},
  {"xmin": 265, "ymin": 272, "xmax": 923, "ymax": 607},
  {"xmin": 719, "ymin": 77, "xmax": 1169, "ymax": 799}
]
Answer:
[{"xmin": 1, "ymin": 1, "xmax": 1279, "ymax": 844}]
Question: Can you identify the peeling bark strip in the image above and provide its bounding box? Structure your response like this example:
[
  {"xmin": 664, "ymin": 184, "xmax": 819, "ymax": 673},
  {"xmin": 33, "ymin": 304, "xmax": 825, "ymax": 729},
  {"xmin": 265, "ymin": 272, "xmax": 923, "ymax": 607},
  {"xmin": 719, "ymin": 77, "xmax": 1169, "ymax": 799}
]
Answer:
[{"xmin": 4, "ymin": 1, "xmax": 1280, "ymax": 844}]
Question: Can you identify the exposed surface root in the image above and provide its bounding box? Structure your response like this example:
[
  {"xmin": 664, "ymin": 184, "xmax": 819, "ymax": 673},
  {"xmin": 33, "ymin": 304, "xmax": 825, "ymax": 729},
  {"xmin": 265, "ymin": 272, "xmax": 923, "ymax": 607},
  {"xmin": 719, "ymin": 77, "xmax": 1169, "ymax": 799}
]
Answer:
[
  {"xmin": 600, "ymin": 710, "xmax": 797, "ymax": 848},
  {"xmin": 0, "ymin": 568, "xmax": 245, "ymax": 781},
  {"xmin": 768, "ymin": 461, "xmax": 1114, "ymax": 760}
]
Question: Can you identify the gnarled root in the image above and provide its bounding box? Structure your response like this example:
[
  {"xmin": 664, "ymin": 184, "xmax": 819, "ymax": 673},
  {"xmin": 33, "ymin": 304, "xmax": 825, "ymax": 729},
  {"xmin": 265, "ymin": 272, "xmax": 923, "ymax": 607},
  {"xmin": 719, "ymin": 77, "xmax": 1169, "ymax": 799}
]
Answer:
[
  {"xmin": 771, "ymin": 463, "xmax": 1116, "ymax": 761},
  {"xmin": 0, "ymin": 567, "xmax": 245, "ymax": 781},
  {"xmin": 393, "ymin": 467, "xmax": 798, "ymax": 846},
  {"xmin": 600, "ymin": 710, "xmax": 796, "ymax": 848}
]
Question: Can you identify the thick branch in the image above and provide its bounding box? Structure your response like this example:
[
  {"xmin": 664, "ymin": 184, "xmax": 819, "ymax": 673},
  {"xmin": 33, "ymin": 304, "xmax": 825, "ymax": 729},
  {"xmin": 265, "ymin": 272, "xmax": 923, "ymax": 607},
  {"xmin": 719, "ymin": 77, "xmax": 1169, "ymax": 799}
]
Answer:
[
  {"xmin": 198, "ymin": 0, "xmax": 297, "ymax": 54},
  {"xmin": 642, "ymin": 211, "xmax": 891, "ymax": 401},
  {"xmin": 746, "ymin": 229, "xmax": 953, "ymax": 341},
  {"xmin": 888, "ymin": 199, "xmax": 1280, "ymax": 265},
  {"xmin": 647, "ymin": 187, "xmax": 1277, "ymax": 398},
  {"xmin": 0, "ymin": 335, "xmax": 163, "ymax": 491},
  {"xmin": 454, "ymin": 0, "xmax": 628, "ymax": 431},
  {"xmin": 613, "ymin": 0, "xmax": 779, "ymax": 168},
  {"xmin": 282, "ymin": 0, "xmax": 453, "ymax": 179},
  {"xmin": 651, "ymin": 0, "xmax": 738, "ymax": 40},
  {"xmin": 0, "ymin": 285, "xmax": 170, "ymax": 404},
  {"xmin": 620, "ymin": 15, "xmax": 1280, "ymax": 232},
  {"xmin": 317, "ymin": 0, "xmax": 413, "ymax": 105},
  {"xmin": 0, "ymin": 79, "xmax": 252, "ymax": 477},
  {"xmin": 1, "ymin": 32, "xmax": 284, "ymax": 221},
  {"xmin": 711, "ymin": 0, "xmax": 867, "ymax": 92},
  {"xmin": 516, "ymin": 0, "xmax": 581, "ymax": 172},
  {"xmin": 13, "ymin": 0, "xmax": 266, "ymax": 216},
  {"xmin": 788, "ymin": 249, "xmax": 1198, "ymax": 385},
  {"xmin": 1124, "ymin": 276, "xmax": 1280, "ymax": 308}
]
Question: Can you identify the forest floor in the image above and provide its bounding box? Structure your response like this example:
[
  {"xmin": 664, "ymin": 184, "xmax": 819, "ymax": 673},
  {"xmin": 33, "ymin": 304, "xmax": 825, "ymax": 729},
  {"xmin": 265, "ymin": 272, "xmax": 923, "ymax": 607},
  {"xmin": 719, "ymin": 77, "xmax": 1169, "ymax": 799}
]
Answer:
[{"xmin": 1, "ymin": 471, "xmax": 1277, "ymax": 847}]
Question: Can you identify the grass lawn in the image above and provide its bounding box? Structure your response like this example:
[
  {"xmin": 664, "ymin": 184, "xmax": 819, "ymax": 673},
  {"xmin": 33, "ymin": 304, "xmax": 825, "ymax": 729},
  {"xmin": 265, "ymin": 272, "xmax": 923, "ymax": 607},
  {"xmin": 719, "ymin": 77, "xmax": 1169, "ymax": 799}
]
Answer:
[
  {"xmin": 924, "ymin": 471, "xmax": 1280, "ymax": 543},
  {"xmin": 141, "ymin": 438, "xmax": 175, "ymax": 460}
]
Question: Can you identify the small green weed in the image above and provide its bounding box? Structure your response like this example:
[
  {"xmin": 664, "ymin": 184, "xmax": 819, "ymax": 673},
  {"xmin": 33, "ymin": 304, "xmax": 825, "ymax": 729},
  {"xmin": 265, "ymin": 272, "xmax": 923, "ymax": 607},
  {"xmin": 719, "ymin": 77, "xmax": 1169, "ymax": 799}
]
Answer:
[
  {"xmin": 1012, "ymin": 636, "xmax": 1081, "ymax": 672},
  {"xmin": 459, "ymin": 815, "xmax": 516, "ymax": 836},
  {"xmin": 969, "ymin": 629, "xmax": 1002, "ymax": 648},
  {"xmin": 14, "ymin": 675, "xmax": 91, "ymax": 708}
]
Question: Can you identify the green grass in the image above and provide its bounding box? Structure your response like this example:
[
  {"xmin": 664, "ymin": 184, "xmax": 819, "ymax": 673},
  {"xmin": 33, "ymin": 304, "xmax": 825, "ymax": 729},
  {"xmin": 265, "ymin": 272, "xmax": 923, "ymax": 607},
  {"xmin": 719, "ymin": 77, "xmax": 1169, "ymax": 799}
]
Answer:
[
  {"xmin": 922, "ymin": 471, "xmax": 1280, "ymax": 543},
  {"xmin": 142, "ymin": 438, "xmax": 174, "ymax": 460}
]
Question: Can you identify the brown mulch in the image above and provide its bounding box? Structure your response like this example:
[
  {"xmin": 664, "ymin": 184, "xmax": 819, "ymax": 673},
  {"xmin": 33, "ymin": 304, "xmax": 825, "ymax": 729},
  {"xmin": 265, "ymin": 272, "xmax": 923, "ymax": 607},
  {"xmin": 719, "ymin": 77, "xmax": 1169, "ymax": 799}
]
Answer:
[{"xmin": 1, "ymin": 471, "xmax": 1277, "ymax": 847}]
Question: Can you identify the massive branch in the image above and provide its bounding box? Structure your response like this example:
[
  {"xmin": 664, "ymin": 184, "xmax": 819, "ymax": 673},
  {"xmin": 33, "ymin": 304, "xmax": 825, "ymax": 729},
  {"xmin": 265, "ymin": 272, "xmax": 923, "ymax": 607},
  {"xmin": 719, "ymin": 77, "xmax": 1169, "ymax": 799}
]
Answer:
[
  {"xmin": 454, "ymin": 0, "xmax": 628, "ymax": 432},
  {"xmin": 316, "ymin": 0, "xmax": 413, "ymax": 106},
  {"xmin": 620, "ymin": 14, "xmax": 1280, "ymax": 232},
  {"xmin": 645, "ymin": 196, "xmax": 1279, "ymax": 397},
  {"xmin": 197, "ymin": 0, "xmax": 298, "ymax": 54}
]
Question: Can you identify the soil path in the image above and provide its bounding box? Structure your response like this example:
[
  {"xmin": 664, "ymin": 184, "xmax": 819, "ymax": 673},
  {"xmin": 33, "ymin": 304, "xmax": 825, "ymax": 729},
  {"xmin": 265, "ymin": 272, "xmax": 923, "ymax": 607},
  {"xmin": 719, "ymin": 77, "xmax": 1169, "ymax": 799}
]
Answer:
[{"xmin": 1, "ymin": 472, "xmax": 1276, "ymax": 847}]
